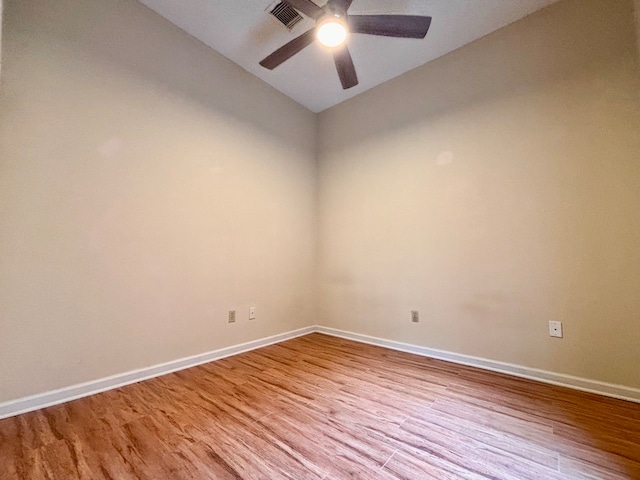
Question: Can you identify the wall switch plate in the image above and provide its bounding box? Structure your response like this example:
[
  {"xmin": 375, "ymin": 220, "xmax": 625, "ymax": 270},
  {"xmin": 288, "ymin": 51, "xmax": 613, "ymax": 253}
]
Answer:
[
  {"xmin": 411, "ymin": 310, "xmax": 419, "ymax": 323},
  {"xmin": 249, "ymin": 307, "xmax": 256, "ymax": 320},
  {"xmin": 228, "ymin": 310, "xmax": 236, "ymax": 323},
  {"xmin": 549, "ymin": 320, "xmax": 562, "ymax": 338}
]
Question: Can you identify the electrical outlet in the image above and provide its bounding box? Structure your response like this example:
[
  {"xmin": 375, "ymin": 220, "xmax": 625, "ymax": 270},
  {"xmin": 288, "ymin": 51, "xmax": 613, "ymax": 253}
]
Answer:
[
  {"xmin": 249, "ymin": 307, "xmax": 256, "ymax": 320},
  {"xmin": 411, "ymin": 310, "xmax": 419, "ymax": 323},
  {"xmin": 549, "ymin": 320, "xmax": 562, "ymax": 338},
  {"xmin": 228, "ymin": 310, "xmax": 236, "ymax": 323}
]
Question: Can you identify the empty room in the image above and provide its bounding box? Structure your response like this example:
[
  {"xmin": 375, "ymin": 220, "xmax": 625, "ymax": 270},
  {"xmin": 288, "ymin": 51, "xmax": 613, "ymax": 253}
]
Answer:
[{"xmin": 1, "ymin": 0, "xmax": 639, "ymax": 478}]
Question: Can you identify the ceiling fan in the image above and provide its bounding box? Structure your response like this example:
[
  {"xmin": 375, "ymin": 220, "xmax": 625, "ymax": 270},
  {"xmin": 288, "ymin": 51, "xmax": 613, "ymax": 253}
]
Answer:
[{"xmin": 259, "ymin": 0, "xmax": 432, "ymax": 90}]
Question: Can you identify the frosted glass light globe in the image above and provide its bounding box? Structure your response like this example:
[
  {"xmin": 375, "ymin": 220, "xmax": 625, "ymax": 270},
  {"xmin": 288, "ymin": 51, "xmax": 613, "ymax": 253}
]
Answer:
[{"xmin": 317, "ymin": 20, "xmax": 348, "ymax": 47}]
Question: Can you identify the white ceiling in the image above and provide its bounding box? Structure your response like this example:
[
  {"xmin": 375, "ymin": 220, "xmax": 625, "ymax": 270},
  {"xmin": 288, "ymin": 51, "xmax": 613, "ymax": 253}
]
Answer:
[{"xmin": 138, "ymin": 0, "xmax": 560, "ymax": 112}]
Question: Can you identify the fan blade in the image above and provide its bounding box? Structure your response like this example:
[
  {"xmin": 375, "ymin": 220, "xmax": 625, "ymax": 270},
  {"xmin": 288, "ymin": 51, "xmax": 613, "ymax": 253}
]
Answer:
[
  {"xmin": 333, "ymin": 45, "xmax": 358, "ymax": 89},
  {"xmin": 329, "ymin": 0, "xmax": 354, "ymax": 11},
  {"xmin": 285, "ymin": 0, "xmax": 323, "ymax": 19},
  {"xmin": 349, "ymin": 15, "xmax": 432, "ymax": 38},
  {"xmin": 259, "ymin": 28, "xmax": 316, "ymax": 70}
]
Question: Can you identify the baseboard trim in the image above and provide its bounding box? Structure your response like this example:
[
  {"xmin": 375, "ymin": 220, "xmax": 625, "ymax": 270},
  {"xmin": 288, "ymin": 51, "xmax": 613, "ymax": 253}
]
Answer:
[
  {"xmin": 316, "ymin": 326, "xmax": 640, "ymax": 404},
  {"xmin": 0, "ymin": 326, "xmax": 316, "ymax": 420},
  {"xmin": 2, "ymin": 324, "xmax": 638, "ymax": 419}
]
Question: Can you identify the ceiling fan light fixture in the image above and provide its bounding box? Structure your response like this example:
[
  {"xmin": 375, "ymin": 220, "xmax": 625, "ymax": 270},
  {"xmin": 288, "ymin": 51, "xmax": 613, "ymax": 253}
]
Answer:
[
  {"xmin": 316, "ymin": 15, "xmax": 348, "ymax": 48},
  {"xmin": 259, "ymin": 0, "xmax": 433, "ymax": 91}
]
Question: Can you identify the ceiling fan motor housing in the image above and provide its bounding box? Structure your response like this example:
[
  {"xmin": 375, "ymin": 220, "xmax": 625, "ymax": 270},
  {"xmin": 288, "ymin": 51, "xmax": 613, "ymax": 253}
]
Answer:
[{"xmin": 320, "ymin": 2, "xmax": 347, "ymax": 23}]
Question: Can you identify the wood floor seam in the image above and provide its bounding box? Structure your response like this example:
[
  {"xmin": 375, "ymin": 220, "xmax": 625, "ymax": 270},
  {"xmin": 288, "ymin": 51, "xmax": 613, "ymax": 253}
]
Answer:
[{"xmin": 380, "ymin": 449, "xmax": 398, "ymax": 470}]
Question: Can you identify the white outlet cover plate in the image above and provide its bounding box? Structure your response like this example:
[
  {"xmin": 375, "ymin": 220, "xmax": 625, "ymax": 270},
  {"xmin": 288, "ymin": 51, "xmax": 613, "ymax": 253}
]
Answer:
[
  {"xmin": 549, "ymin": 321, "xmax": 563, "ymax": 338},
  {"xmin": 249, "ymin": 307, "xmax": 256, "ymax": 320}
]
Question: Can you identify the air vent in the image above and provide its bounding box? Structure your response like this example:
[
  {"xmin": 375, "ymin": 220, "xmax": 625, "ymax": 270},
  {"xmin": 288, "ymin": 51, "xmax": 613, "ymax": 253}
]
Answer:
[{"xmin": 269, "ymin": 1, "xmax": 304, "ymax": 30}]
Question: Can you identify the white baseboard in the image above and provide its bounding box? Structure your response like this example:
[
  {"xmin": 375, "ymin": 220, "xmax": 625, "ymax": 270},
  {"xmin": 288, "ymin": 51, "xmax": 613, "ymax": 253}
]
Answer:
[
  {"xmin": 2, "ymin": 324, "xmax": 638, "ymax": 420},
  {"xmin": 316, "ymin": 326, "xmax": 640, "ymax": 404},
  {"xmin": 0, "ymin": 326, "xmax": 316, "ymax": 420}
]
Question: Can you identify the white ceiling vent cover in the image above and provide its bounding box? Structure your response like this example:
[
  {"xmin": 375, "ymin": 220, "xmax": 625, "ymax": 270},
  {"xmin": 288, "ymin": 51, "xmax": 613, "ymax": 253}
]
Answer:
[{"xmin": 268, "ymin": 1, "xmax": 304, "ymax": 30}]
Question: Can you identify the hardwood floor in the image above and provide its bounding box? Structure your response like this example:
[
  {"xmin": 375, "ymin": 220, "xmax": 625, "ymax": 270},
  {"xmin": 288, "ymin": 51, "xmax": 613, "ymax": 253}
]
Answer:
[{"xmin": 1, "ymin": 333, "xmax": 639, "ymax": 479}]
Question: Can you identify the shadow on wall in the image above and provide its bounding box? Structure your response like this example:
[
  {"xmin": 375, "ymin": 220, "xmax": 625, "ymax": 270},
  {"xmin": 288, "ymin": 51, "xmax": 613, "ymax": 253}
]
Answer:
[
  {"xmin": 636, "ymin": 0, "xmax": 640, "ymax": 63},
  {"xmin": 319, "ymin": 0, "xmax": 640, "ymax": 152},
  {"xmin": 1, "ymin": 0, "xmax": 3, "ymax": 82}
]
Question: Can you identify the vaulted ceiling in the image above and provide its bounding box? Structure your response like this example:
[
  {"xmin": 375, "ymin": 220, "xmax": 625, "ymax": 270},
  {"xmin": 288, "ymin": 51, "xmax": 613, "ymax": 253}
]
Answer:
[{"xmin": 138, "ymin": 0, "xmax": 560, "ymax": 112}]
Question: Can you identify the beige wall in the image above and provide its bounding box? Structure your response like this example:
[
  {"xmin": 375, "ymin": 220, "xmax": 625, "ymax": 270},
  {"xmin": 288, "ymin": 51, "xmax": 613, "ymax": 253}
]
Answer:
[
  {"xmin": 2, "ymin": 0, "xmax": 640, "ymax": 405},
  {"xmin": 1, "ymin": 0, "xmax": 3, "ymax": 80},
  {"xmin": 636, "ymin": 0, "xmax": 640, "ymax": 63},
  {"xmin": 317, "ymin": 0, "xmax": 640, "ymax": 388},
  {"xmin": 0, "ymin": 0, "xmax": 317, "ymax": 402}
]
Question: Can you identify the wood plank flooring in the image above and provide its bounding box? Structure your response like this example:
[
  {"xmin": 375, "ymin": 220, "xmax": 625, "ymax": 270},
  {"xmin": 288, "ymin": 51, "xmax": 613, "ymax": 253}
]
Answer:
[{"xmin": 1, "ymin": 333, "xmax": 639, "ymax": 479}]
